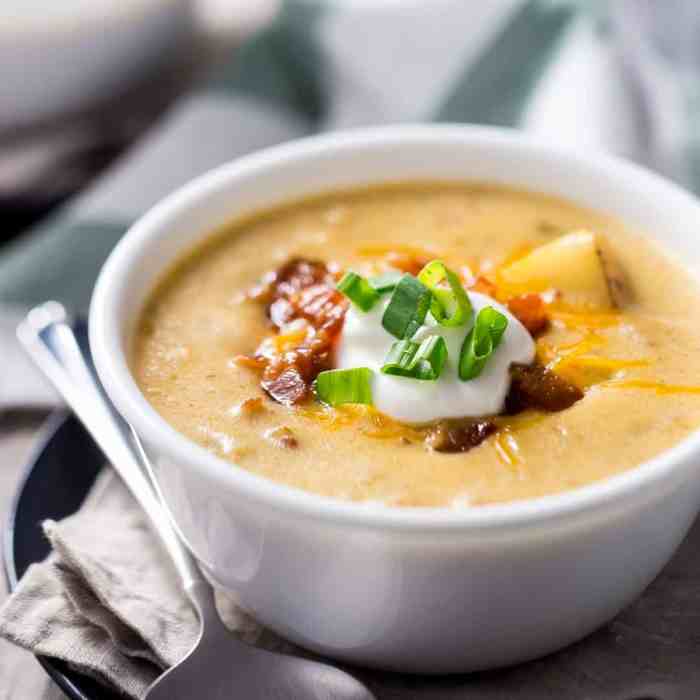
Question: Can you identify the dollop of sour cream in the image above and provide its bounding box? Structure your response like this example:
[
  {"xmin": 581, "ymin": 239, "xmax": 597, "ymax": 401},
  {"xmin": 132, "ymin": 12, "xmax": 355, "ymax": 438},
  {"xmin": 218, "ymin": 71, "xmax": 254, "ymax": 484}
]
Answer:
[{"xmin": 336, "ymin": 292, "xmax": 535, "ymax": 424}]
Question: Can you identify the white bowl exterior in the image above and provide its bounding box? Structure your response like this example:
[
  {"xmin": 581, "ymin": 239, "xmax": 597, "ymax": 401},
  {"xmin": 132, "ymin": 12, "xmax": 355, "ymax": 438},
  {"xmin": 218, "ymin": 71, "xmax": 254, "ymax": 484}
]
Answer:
[
  {"xmin": 90, "ymin": 126, "xmax": 700, "ymax": 671},
  {"xmin": 152, "ymin": 450, "xmax": 700, "ymax": 672}
]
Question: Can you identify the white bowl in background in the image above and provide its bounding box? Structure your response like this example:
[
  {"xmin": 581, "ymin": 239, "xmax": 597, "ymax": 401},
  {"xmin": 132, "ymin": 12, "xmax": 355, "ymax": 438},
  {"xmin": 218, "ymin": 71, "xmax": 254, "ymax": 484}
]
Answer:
[
  {"xmin": 0, "ymin": 0, "xmax": 193, "ymax": 132},
  {"xmin": 89, "ymin": 125, "xmax": 700, "ymax": 672}
]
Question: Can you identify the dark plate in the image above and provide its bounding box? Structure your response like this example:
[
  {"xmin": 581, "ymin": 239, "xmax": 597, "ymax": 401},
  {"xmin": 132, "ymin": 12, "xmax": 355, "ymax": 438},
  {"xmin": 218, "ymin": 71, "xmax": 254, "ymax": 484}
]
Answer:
[
  {"xmin": 6, "ymin": 411, "xmax": 700, "ymax": 700},
  {"xmin": 3, "ymin": 412, "xmax": 120, "ymax": 700}
]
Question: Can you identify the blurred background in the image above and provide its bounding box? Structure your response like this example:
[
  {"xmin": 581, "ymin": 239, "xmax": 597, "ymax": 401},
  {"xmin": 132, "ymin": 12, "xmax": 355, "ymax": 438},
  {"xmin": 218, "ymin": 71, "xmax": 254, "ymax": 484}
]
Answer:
[
  {"xmin": 2, "ymin": 0, "xmax": 700, "ymax": 391},
  {"xmin": 1, "ymin": 0, "xmax": 699, "ymax": 248},
  {"xmin": 0, "ymin": 0, "xmax": 278, "ymax": 238}
]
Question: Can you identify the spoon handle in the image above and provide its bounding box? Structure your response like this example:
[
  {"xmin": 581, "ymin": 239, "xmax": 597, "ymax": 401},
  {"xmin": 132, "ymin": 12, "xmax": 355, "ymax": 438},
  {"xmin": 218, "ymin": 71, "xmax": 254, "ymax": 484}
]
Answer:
[{"xmin": 17, "ymin": 301, "xmax": 204, "ymax": 591}]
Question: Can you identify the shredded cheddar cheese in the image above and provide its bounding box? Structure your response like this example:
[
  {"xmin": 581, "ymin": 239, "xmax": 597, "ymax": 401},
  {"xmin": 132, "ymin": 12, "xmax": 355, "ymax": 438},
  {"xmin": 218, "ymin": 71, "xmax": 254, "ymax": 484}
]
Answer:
[
  {"xmin": 272, "ymin": 325, "xmax": 310, "ymax": 352},
  {"xmin": 548, "ymin": 309, "xmax": 622, "ymax": 329},
  {"xmin": 355, "ymin": 243, "xmax": 443, "ymax": 258},
  {"xmin": 561, "ymin": 356, "xmax": 649, "ymax": 371},
  {"xmin": 603, "ymin": 379, "xmax": 700, "ymax": 395},
  {"xmin": 298, "ymin": 403, "xmax": 425, "ymax": 441}
]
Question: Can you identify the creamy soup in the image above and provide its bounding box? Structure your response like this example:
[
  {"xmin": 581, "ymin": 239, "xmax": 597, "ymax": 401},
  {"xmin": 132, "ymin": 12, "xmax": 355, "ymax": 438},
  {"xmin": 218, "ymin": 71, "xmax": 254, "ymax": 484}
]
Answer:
[{"xmin": 133, "ymin": 184, "xmax": 700, "ymax": 507}]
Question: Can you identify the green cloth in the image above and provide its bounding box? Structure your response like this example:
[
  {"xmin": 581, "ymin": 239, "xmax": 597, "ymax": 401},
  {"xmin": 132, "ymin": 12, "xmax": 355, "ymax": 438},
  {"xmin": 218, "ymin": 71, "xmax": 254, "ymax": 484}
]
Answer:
[
  {"xmin": 0, "ymin": 0, "xmax": 576, "ymax": 312},
  {"xmin": 436, "ymin": 0, "xmax": 575, "ymax": 124},
  {"xmin": 0, "ymin": 219, "xmax": 130, "ymax": 312}
]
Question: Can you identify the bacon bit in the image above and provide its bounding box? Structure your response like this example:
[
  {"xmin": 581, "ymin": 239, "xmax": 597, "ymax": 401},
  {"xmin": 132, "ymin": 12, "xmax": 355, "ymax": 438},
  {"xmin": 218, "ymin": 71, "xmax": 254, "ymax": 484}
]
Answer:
[
  {"xmin": 257, "ymin": 258, "xmax": 347, "ymax": 334},
  {"xmin": 248, "ymin": 258, "xmax": 340, "ymax": 311},
  {"xmin": 264, "ymin": 426, "xmax": 299, "ymax": 449},
  {"xmin": 262, "ymin": 366, "xmax": 310, "ymax": 405},
  {"xmin": 238, "ymin": 258, "xmax": 348, "ymax": 406},
  {"xmin": 260, "ymin": 333, "xmax": 335, "ymax": 406},
  {"xmin": 507, "ymin": 294, "xmax": 549, "ymax": 336},
  {"xmin": 269, "ymin": 297, "xmax": 295, "ymax": 327},
  {"xmin": 271, "ymin": 258, "xmax": 333, "ymax": 297},
  {"xmin": 293, "ymin": 284, "xmax": 347, "ymax": 335},
  {"xmin": 425, "ymin": 419, "xmax": 497, "ymax": 453},
  {"xmin": 506, "ymin": 363, "xmax": 583, "ymax": 413},
  {"xmin": 233, "ymin": 397, "xmax": 265, "ymax": 418}
]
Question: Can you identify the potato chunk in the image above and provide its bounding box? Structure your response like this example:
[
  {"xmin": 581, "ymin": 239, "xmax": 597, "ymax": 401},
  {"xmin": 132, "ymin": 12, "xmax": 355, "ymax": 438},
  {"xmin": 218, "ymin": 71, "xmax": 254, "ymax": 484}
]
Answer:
[{"xmin": 498, "ymin": 231, "xmax": 611, "ymax": 308}]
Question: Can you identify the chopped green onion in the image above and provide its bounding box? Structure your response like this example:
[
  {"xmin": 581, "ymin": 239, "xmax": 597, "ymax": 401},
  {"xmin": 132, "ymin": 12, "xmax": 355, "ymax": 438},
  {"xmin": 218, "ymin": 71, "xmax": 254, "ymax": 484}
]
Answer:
[
  {"xmin": 381, "ymin": 335, "xmax": 448, "ymax": 380},
  {"xmin": 369, "ymin": 270, "xmax": 404, "ymax": 294},
  {"xmin": 459, "ymin": 307, "xmax": 508, "ymax": 380},
  {"xmin": 337, "ymin": 272, "xmax": 380, "ymax": 311},
  {"xmin": 418, "ymin": 260, "xmax": 473, "ymax": 328},
  {"xmin": 382, "ymin": 274, "xmax": 432, "ymax": 339},
  {"xmin": 316, "ymin": 368, "xmax": 373, "ymax": 406}
]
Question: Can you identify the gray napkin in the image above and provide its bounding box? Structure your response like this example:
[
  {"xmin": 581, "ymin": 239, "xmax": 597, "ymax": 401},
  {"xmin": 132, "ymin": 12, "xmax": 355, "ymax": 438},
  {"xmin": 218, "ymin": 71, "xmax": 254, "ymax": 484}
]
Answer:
[{"xmin": 0, "ymin": 470, "xmax": 293, "ymax": 699}]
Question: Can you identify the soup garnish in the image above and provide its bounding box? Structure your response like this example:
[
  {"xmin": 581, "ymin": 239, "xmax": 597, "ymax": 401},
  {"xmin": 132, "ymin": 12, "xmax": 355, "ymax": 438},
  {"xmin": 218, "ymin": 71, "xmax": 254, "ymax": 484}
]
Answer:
[{"xmin": 237, "ymin": 248, "xmax": 582, "ymax": 434}]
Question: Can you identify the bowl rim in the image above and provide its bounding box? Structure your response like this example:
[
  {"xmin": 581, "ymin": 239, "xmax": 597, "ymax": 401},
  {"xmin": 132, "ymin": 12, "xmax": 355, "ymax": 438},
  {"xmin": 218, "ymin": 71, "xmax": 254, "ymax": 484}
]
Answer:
[{"xmin": 89, "ymin": 123, "xmax": 700, "ymax": 532}]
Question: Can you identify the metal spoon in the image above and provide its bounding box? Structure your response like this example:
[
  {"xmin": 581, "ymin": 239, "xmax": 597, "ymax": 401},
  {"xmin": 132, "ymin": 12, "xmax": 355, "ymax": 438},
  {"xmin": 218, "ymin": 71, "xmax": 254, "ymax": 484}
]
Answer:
[{"xmin": 18, "ymin": 301, "xmax": 376, "ymax": 700}]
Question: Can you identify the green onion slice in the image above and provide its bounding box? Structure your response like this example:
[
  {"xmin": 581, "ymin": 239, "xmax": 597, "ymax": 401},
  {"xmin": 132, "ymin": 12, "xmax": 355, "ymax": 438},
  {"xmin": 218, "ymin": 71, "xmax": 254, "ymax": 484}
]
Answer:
[
  {"xmin": 382, "ymin": 335, "xmax": 448, "ymax": 380},
  {"xmin": 316, "ymin": 368, "xmax": 373, "ymax": 406},
  {"xmin": 418, "ymin": 260, "xmax": 473, "ymax": 328},
  {"xmin": 369, "ymin": 270, "xmax": 404, "ymax": 294},
  {"xmin": 338, "ymin": 272, "xmax": 379, "ymax": 311},
  {"xmin": 381, "ymin": 274, "xmax": 432, "ymax": 339},
  {"xmin": 459, "ymin": 307, "xmax": 508, "ymax": 380},
  {"xmin": 337, "ymin": 272, "xmax": 380, "ymax": 311}
]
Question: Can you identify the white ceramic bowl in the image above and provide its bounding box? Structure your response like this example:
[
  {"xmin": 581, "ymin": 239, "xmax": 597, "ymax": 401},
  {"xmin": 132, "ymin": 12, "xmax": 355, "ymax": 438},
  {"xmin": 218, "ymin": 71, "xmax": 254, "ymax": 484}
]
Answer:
[{"xmin": 90, "ymin": 125, "xmax": 700, "ymax": 673}]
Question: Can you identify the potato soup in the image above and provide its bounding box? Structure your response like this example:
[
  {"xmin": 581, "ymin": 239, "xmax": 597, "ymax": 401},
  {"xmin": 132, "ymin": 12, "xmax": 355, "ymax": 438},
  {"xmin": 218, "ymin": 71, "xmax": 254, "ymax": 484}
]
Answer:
[{"xmin": 133, "ymin": 184, "xmax": 700, "ymax": 507}]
